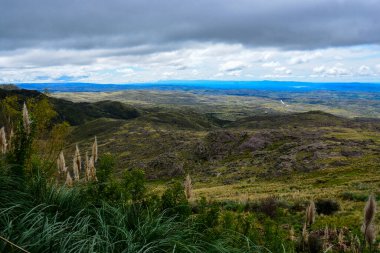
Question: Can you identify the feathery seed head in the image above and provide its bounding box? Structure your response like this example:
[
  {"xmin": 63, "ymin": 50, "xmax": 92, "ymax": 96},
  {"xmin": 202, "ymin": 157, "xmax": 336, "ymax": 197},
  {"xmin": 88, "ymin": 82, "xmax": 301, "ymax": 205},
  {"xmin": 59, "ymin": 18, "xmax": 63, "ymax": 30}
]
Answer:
[
  {"xmin": 365, "ymin": 224, "xmax": 376, "ymax": 245},
  {"xmin": 65, "ymin": 171, "xmax": 73, "ymax": 187},
  {"xmin": 362, "ymin": 194, "xmax": 377, "ymax": 246},
  {"xmin": 302, "ymin": 223, "xmax": 309, "ymax": 243},
  {"xmin": 85, "ymin": 151, "xmax": 90, "ymax": 181},
  {"xmin": 364, "ymin": 194, "xmax": 376, "ymax": 227},
  {"xmin": 92, "ymin": 136, "xmax": 98, "ymax": 162},
  {"xmin": 73, "ymin": 155, "xmax": 80, "ymax": 181},
  {"xmin": 184, "ymin": 174, "xmax": 192, "ymax": 199},
  {"xmin": 88, "ymin": 155, "xmax": 97, "ymax": 181},
  {"xmin": 22, "ymin": 102, "xmax": 31, "ymax": 135},
  {"xmin": 306, "ymin": 200, "xmax": 316, "ymax": 226},
  {"xmin": 57, "ymin": 151, "xmax": 67, "ymax": 174},
  {"xmin": 74, "ymin": 144, "xmax": 81, "ymax": 172},
  {"xmin": 0, "ymin": 126, "xmax": 7, "ymax": 154}
]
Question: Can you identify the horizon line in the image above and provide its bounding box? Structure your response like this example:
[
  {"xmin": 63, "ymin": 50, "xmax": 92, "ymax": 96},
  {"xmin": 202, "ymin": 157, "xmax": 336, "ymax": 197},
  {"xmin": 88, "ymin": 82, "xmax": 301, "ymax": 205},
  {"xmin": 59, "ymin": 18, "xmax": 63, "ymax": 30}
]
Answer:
[{"xmin": 13, "ymin": 80, "xmax": 380, "ymax": 85}]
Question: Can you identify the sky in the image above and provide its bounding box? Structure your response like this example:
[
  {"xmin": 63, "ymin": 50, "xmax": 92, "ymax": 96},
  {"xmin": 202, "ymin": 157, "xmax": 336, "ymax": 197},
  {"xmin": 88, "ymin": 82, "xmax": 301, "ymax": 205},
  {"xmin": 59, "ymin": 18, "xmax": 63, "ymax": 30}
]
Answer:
[{"xmin": 1, "ymin": 0, "xmax": 380, "ymax": 84}]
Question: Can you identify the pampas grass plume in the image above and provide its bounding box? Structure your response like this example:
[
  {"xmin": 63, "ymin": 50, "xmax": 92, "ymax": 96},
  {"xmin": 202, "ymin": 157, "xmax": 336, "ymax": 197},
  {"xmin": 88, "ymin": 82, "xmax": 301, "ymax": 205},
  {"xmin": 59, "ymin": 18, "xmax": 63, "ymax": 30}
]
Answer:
[
  {"xmin": 92, "ymin": 136, "xmax": 98, "ymax": 162},
  {"xmin": 89, "ymin": 155, "xmax": 97, "ymax": 181},
  {"xmin": 73, "ymin": 156, "xmax": 80, "ymax": 181},
  {"xmin": 85, "ymin": 151, "xmax": 90, "ymax": 181},
  {"xmin": 65, "ymin": 171, "xmax": 73, "ymax": 187},
  {"xmin": 57, "ymin": 151, "xmax": 67, "ymax": 174},
  {"xmin": 302, "ymin": 223, "xmax": 309, "ymax": 243},
  {"xmin": 0, "ymin": 126, "xmax": 7, "ymax": 154},
  {"xmin": 184, "ymin": 174, "xmax": 192, "ymax": 199},
  {"xmin": 362, "ymin": 194, "xmax": 377, "ymax": 246},
  {"xmin": 75, "ymin": 144, "xmax": 81, "ymax": 171},
  {"xmin": 306, "ymin": 200, "xmax": 316, "ymax": 226},
  {"xmin": 22, "ymin": 102, "xmax": 31, "ymax": 135},
  {"xmin": 365, "ymin": 224, "xmax": 376, "ymax": 245},
  {"xmin": 364, "ymin": 194, "xmax": 376, "ymax": 227}
]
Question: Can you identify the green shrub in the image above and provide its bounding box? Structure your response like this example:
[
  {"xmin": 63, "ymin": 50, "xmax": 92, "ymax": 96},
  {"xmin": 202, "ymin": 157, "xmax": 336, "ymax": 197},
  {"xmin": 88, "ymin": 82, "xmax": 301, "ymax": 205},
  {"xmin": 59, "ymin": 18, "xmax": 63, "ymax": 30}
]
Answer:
[
  {"xmin": 122, "ymin": 169, "xmax": 146, "ymax": 202},
  {"xmin": 199, "ymin": 204, "xmax": 220, "ymax": 228},
  {"xmin": 97, "ymin": 153, "xmax": 116, "ymax": 183},
  {"xmin": 161, "ymin": 181, "xmax": 191, "ymax": 219},
  {"xmin": 315, "ymin": 199, "xmax": 340, "ymax": 215}
]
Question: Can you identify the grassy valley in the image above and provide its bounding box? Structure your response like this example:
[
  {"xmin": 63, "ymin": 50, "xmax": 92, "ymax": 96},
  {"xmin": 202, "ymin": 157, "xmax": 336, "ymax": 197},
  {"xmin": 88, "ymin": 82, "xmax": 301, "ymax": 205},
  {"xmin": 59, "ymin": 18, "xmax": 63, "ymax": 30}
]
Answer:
[
  {"xmin": 1, "ymin": 86, "xmax": 380, "ymax": 252},
  {"xmin": 53, "ymin": 88, "xmax": 380, "ymax": 119}
]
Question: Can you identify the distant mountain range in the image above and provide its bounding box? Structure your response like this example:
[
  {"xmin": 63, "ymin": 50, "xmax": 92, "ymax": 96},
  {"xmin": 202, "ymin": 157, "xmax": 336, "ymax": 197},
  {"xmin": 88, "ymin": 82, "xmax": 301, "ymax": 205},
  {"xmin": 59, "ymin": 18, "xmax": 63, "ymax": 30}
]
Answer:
[{"xmin": 17, "ymin": 81, "xmax": 380, "ymax": 93}]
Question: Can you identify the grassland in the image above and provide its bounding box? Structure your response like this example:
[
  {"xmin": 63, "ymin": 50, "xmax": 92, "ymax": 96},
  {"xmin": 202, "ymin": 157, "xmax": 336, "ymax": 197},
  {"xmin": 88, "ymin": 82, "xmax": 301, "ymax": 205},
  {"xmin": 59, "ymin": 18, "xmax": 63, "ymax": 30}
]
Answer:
[
  {"xmin": 2, "ymin": 87, "xmax": 380, "ymax": 251},
  {"xmin": 53, "ymin": 90, "xmax": 380, "ymax": 240}
]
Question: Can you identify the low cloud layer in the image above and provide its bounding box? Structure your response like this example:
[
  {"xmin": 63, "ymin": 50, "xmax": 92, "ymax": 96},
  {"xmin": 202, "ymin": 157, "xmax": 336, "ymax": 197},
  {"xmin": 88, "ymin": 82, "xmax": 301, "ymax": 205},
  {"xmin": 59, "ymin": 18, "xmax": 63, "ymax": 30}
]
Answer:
[
  {"xmin": 1, "ymin": 0, "xmax": 380, "ymax": 83},
  {"xmin": 1, "ymin": 43, "xmax": 380, "ymax": 83}
]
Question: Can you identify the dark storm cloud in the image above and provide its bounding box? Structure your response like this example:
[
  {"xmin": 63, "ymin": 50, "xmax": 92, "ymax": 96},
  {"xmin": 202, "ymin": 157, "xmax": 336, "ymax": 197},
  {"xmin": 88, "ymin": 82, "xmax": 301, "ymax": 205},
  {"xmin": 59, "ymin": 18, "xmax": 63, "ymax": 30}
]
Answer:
[{"xmin": 1, "ymin": 0, "xmax": 379, "ymax": 51}]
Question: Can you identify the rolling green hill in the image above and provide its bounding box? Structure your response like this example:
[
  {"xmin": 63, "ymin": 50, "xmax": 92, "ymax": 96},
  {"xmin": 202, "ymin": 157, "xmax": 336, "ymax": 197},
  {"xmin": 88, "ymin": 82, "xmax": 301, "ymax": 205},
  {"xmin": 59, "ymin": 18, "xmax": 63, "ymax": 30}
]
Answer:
[
  {"xmin": 2, "ymin": 88, "xmax": 379, "ymax": 182},
  {"xmin": 0, "ymin": 88, "xmax": 140, "ymax": 125}
]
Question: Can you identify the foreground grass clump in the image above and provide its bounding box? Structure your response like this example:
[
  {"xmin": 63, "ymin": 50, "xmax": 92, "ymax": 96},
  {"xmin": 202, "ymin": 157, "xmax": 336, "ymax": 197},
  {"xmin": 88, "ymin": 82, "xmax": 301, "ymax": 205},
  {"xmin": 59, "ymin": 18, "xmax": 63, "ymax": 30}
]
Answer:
[
  {"xmin": 0, "ymin": 168, "xmax": 274, "ymax": 252},
  {"xmin": 0, "ymin": 167, "xmax": 267, "ymax": 252}
]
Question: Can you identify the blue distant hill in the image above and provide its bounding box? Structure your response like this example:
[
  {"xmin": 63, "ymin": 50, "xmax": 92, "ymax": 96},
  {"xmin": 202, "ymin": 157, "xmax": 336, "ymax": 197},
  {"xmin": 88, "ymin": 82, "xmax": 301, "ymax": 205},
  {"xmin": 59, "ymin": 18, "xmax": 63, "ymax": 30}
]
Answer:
[{"xmin": 17, "ymin": 81, "xmax": 380, "ymax": 93}]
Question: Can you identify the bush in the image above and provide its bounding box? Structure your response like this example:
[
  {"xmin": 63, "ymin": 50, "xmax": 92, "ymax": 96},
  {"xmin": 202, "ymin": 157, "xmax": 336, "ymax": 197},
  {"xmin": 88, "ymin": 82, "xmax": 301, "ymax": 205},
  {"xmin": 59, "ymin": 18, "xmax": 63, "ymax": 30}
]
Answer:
[
  {"xmin": 97, "ymin": 153, "xmax": 116, "ymax": 183},
  {"xmin": 196, "ymin": 204, "xmax": 220, "ymax": 228},
  {"xmin": 161, "ymin": 181, "xmax": 191, "ymax": 219},
  {"xmin": 315, "ymin": 199, "xmax": 340, "ymax": 215},
  {"xmin": 122, "ymin": 169, "xmax": 146, "ymax": 202},
  {"xmin": 259, "ymin": 196, "xmax": 280, "ymax": 218},
  {"xmin": 82, "ymin": 153, "xmax": 124, "ymax": 204}
]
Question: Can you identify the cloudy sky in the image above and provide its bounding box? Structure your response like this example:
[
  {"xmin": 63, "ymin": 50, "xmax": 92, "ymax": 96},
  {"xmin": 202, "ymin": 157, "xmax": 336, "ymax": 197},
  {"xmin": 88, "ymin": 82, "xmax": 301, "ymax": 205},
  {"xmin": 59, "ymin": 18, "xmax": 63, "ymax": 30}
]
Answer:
[{"xmin": 1, "ymin": 0, "xmax": 380, "ymax": 83}]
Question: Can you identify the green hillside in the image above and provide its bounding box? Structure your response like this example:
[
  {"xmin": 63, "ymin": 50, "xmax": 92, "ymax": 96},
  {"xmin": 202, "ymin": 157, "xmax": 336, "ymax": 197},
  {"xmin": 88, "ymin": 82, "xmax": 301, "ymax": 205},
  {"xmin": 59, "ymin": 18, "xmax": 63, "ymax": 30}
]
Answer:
[{"xmin": 1, "ymin": 87, "xmax": 380, "ymax": 252}]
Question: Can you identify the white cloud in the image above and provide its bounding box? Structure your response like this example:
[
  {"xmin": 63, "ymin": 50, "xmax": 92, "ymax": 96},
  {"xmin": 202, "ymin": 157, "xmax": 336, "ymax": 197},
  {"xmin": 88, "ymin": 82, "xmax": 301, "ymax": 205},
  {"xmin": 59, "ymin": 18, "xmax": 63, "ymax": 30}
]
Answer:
[
  {"xmin": 326, "ymin": 65, "xmax": 350, "ymax": 76},
  {"xmin": 358, "ymin": 65, "xmax": 372, "ymax": 76},
  {"xmin": 288, "ymin": 52, "xmax": 321, "ymax": 65},
  {"xmin": 375, "ymin": 64, "xmax": 380, "ymax": 73},
  {"xmin": 312, "ymin": 65, "xmax": 326, "ymax": 74},
  {"xmin": 219, "ymin": 61, "xmax": 248, "ymax": 72},
  {"xmin": 262, "ymin": 61, "xmax": 280, "ymax": 68},
  {"xmin": 274, "ymin": 66, "xmax": 292, "ymax": 75},
  {"xmin": 313, "ymin": 64, "xmax": 351, "ymax": 76}
]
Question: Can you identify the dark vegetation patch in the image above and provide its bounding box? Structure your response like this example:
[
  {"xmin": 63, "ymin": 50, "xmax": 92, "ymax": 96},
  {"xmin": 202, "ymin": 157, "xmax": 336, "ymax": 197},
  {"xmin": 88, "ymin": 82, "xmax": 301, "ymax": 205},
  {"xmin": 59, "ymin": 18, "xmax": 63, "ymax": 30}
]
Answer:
[
  {"xmin": 0, "ymin": 88, "xmax": 140, "ymax": 125},
  {"xmin": 53, "ymin": 99, "xmax": 140, "ymax": 125},
  {"xmin": 315, "ymin": 199, "xmax": 340, "ymax": 215},
  {"xmin": 226, "ymin": 111, "xmax": 349, "ymax": 129},
  {"xmin": 69, "ymin": 118, "xmax": 127, "ymax": 140}
]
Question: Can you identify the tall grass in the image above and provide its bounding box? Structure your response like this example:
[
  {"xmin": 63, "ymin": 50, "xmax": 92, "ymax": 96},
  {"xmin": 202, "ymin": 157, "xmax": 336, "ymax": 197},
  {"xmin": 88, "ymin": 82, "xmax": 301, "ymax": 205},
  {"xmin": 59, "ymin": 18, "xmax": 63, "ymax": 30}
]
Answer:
[{"xmin": 0, "ymin": 171, "xmax": 263, "ymax": 253}]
